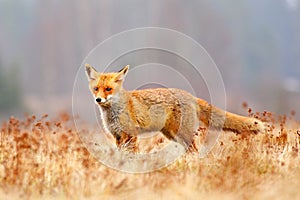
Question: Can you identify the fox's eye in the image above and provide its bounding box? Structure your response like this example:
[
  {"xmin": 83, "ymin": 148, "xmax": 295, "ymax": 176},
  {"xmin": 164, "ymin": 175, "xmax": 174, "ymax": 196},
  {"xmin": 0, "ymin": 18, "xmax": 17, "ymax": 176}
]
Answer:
[
  {"xmin": 93, "ymin": 87, "xmax": 99, "ymax": 92},
  {"xmin": 105, "ymin": 87, "xmax": 112, "ymax": 91}
]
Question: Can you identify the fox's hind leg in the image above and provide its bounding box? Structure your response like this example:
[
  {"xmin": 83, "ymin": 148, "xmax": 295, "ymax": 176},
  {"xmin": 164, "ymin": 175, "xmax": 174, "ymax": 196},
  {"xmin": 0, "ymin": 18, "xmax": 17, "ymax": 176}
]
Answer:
[
  {"xmin": 160, "ymin": 107, "xmax": 197, "ymax": 150},
  {"xmin": 160, "ymin": 125, "xmax": 194, "ymax": 150},
  {"xmin": 160, "ymin": 113, "xmax": 181, "ymax": 144}
]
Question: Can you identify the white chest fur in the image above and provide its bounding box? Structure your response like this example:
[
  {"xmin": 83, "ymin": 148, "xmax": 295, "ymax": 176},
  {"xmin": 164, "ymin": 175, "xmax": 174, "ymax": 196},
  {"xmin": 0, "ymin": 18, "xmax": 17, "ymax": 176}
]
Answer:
[{"xmin": 98, "ymin": 107, "xmax": 110, "ymax": 134}]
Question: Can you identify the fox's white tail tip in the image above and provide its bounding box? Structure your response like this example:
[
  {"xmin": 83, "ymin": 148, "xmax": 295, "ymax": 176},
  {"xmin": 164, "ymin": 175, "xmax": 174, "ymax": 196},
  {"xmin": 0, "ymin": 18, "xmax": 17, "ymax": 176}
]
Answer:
[{"xmin": 252, "ymin": 119, "xmax": 268, "ymax": 134}]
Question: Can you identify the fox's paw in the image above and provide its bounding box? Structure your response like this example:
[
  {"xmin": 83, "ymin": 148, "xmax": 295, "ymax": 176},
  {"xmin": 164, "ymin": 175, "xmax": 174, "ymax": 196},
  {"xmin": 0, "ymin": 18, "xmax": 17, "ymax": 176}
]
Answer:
[{"xmin": 115, "ymin": 133, "xmax": 138, "ymax": 153}]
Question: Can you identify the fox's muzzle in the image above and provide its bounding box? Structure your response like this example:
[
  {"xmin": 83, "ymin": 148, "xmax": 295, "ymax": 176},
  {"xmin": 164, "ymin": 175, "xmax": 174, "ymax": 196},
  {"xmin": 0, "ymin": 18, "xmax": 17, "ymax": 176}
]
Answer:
[
  {"xmin": 95, "ymin": 95, "xmax": 112, "ymax": 105},
  {"xmin": 96, "ymin": 98, "xmax": 102, "ymax": 103},
  {"xmin": 95, "ymin": 97, "xmax": 108, "ymax": 105}
]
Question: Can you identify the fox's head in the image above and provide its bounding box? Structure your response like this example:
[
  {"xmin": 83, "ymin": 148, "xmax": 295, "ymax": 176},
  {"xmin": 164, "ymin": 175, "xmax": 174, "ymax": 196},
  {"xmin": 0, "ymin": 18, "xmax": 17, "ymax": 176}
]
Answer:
[{"xmin": 85, "ymin": 64, "xmax": 129, "ymax": 106}]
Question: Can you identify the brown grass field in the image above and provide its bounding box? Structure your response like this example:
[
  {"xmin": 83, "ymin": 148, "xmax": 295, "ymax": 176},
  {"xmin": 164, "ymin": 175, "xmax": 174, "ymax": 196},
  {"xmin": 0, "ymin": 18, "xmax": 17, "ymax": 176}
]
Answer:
[{"xmin": 0, "ymin": 108, "xmax": 300, "ymax": 200}]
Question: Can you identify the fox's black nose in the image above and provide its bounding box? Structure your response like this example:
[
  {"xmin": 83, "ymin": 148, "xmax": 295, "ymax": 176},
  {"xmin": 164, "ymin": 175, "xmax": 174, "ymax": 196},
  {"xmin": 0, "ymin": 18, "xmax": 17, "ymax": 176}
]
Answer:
[{"xmin": 96, "ymin": 98, "xmax": 102, "ymax": 103}]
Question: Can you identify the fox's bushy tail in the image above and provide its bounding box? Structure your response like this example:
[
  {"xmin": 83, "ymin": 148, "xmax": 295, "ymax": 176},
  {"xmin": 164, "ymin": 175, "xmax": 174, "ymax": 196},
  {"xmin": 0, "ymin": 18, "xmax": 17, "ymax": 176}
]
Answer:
[{"xmin": 197, "ymin": 99, "xmax": 265, "ymax": 134}]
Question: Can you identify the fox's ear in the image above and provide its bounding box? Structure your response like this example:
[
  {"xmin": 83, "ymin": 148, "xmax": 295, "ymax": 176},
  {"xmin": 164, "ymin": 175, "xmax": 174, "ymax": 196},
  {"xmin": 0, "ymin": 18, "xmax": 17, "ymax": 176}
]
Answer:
[
  {"xmin": 115, "ymin": 65, "xmax": 129, "ymax": 82},
  {"xmin": 85, "ymin": 63, "xmax": 98, "ymax": 81}
]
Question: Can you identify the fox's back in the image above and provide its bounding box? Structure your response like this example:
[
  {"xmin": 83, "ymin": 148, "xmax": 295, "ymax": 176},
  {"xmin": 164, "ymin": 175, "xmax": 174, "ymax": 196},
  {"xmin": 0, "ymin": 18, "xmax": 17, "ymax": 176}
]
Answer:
[{"xmin": 129, "ymin": 88, "xmax": 197, "ymax": 107}]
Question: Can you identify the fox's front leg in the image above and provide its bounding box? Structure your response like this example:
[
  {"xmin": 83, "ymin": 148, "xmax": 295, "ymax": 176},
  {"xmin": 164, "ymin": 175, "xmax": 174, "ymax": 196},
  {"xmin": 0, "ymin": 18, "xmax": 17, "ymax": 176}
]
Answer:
[{"xmin": 114, "ymin": 132, "xmax": 138, "ymax": 152}]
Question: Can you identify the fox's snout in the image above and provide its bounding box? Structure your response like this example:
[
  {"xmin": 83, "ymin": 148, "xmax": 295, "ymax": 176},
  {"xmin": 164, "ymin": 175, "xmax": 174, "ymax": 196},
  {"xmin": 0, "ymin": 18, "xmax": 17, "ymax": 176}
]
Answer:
[
  {"xmin": 96, "ymin": 98, "xmax": 102, "ymax": 103},
  {"xmin": 95, "ymin": 97, "xmax": 106, "ymax": 104},
  {"xmin": 95, "ymin": 96, "xmax": 111, "ymax": 104}
]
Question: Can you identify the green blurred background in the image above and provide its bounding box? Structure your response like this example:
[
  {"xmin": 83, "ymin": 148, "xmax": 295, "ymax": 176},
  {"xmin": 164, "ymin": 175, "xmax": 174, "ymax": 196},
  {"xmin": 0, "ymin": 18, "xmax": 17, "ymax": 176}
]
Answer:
[{"xmin": 0, "ymin": 0, "xmax": 299, "ymax": 120}]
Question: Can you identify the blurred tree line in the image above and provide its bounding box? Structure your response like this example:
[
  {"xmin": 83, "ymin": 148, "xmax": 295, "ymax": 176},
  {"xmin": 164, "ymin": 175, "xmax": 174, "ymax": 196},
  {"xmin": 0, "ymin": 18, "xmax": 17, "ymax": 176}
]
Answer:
[
  {"xmin": 0, "ymin": 0, "xmax": 299, "ymax": 117},
  {"xmin": 0, "ymin": 60, "xmax": 22, "ymax": 113}
]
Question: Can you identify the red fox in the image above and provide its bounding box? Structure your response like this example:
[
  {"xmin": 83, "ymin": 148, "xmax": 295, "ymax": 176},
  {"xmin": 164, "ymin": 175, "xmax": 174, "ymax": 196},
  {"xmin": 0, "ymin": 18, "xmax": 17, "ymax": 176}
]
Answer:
[{"xmin": 85, "ymin": 64, "xmax": 265, "ymax": 152}]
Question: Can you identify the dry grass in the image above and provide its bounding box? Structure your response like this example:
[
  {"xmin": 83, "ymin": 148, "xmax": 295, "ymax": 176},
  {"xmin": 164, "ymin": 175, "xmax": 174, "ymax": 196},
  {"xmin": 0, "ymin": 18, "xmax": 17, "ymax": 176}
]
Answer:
[{"xmin": 0, "ymin": 109, "xmax": 300, "ymax": 200}]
